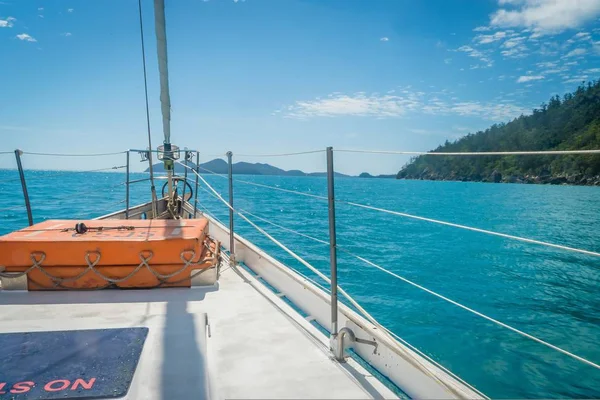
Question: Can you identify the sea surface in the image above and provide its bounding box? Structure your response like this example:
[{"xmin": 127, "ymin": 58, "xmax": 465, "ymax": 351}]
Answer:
[{"xmin": 1, "ymin": 169, "xmax": 599, "ymax": 398}]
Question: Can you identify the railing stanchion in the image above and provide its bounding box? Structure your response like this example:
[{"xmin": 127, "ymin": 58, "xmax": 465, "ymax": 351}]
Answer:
[
  {"xmin": 193, "ymin": 151, "xmax": 199, "ymax": 217},
  {"xmin": 326, "ymin": 146, "xmax": 339, "ymax": 344},
  {"xmin": 227, "ymin": 151, "xmax": 236, "ymax": 265},
  {"xmin": 125, "ymin": 151, "xmax": 130, "ymax": 219},
  {"xmin": 14, "ymin": 149, "xmax": 33, "ymax": 226},
  {"xmin": 182, "ymin": 150, "xmax": 189, "ymax": 215}
]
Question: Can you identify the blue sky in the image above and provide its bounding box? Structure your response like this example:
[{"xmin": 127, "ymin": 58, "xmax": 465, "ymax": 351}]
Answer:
[{"xmin": 1, "ymin": 0, "xmax": 599, "ymax": 175}]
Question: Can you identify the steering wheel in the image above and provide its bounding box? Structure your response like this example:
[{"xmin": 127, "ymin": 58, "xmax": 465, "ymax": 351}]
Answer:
[{"xmin": 161, "ymin": 177, "xmax": 194, "ymax": 199}]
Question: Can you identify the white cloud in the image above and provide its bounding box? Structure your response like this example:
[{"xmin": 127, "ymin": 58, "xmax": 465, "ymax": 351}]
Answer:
[
  {"xmin": 61, "ymin": 32, "xmax": 72, "ymax": 37},
  {"xmin": 500, "ymin": 36, "xmax": 529, "ymax": 58},
  {"xmin": 502, "ymin": 36, "xmax": 526, "ymax": 48},
  {"xmin": 541, "ymin": 68, "xmax": 567, "ymax": 74},
  {"xmin": 284, "ymin": 93, "xmax": 421, "ymax": 118},
  {"xmin": 444, "ymin": 58, "xmax": 452, "ymax": 64},
  {"xmin": 565, "ymin": 47, "xmax": 587, "ymax": 57},
  {"xmin": 500, "ymin": 35, "xmax": 528, "ymax": 57},
  {"xmin": 282, "ymin": 90, "xmax": 529, "ymax": 121},
  {"xmin": 380, "ymin": 37, "xmax": 389, "ymax": 42},
  {"xmin": 473, "ymin": 26, "xmax": 492, "ymax": 32},
  {"xmin": 585, "ymin": 68, "xmax": 600, "ymax": 74},
  {"xmin": 517, "ymin": 75, "xmax": 544, "ymax": 83},
  {"xmin": 0, "ymin": 16, "xmax": 15, "ymax": 28},
  {"xmin": 16, "ymin": 33, "xmax": 37, "ymax": 42},
  {"xmin": 457, "ymin": 45, "xmax": 493, "ymax": 66},
  {"xmin": 38, "ymin": 7, "xmax": 43, "ymax": 11},
  {"xmin": 536, "ymin": 60, "xmax": 558, "ymax": 68},
  {"xmin": 490, "ymin": 0, "xmax": 600, "ymax": 34},
  {"xmin": 529, "ymin": 31, "xmax": 543, "ymax": 39},
  {"xmin": 537, "ymin": 42, "xmax": 560, "ymax": 56},
  {"xmin": 573, "ymin": 31, "xmax": 591, "ymax": 40},
  {"xmin": 593, "ymin": 41, "xmax": 600, "ymax": 54},
  {"xmin": 474, "ymin": 31, "xmax": 507, "ymax": 44},
  {"xmin": 67, "ymin": 8, "xmax": 74, "ymax": 12},
  {"xmin": 563, "ymin": 75, "xmax": 589, "ymax": 83},
  {"xmin": 447, "ymin": 101, "xmax": 528, "ymax": 120}
]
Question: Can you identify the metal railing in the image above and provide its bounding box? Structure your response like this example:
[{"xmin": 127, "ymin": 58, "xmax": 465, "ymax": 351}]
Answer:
[
  {"xmin": 4, "ymin": 146, "xmax": 600, "ymax": 393},
  {"xmin": 14, "ymin": 150, "xmax": 33, "ymax": 226}
]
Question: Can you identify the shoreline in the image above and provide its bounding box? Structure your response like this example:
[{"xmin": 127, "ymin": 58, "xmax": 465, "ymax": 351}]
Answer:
[{"xmin": 396, "ymin": 174, "xmax": 600, "ymax": 186}]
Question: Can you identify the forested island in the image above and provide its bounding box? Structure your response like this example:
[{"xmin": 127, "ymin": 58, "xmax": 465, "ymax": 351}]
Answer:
[
  {"xmin": 397, "ymin": 81, "xmax": 600, "ymax": 185},
  {"xmin": 147, "ymin": 158, "xmax": 349, "ymax": 177}
]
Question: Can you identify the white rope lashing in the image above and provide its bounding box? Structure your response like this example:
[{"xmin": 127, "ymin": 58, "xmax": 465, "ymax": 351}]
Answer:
[{"xmin": 0, "ymin": 245, "xmax": 218, "ymax": 289}]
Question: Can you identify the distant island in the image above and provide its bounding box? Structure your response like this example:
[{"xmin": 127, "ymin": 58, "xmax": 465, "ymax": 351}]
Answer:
[
  {"xmin": 397, "ymin": 80, "xmax": 600, "ymax": 186},
  {"xmin": 146, "ymin": 158, "xmax": 351, "ymax": 178},
  {"xmin": 359, "ymin": 172, "xmax": 396, "ymax": 179}
]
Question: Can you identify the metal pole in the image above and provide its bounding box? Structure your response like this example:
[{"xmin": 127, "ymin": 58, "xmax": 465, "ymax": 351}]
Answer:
[
  {"xmin": 182, "ymin": 150, "xmax": 189, "ymax": 208},
  {"xmin": 326, "ymin": 146, "xmax": 338, "ymax": 340},
  {"xmin": 125, "ymin": 151, "xmax": 130, "ymax": 219},
  {"xmin": 137, "ymin": 0, "xmax": 158, "ymax": 219},
  {"xmin": 193, "ymin": 152, "xmax": 199, "ymax": 217},
  {"xmin": 14, "ymin": 149, "xmax": 33, "ymax": 226},
  {"xmin": 227, "ymin": 151, "xmax": 235, "ymax": 265}
]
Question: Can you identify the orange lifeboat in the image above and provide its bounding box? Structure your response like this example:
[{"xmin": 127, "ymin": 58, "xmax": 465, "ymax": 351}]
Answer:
[{"xmin": 0, "ymin": 219, "xmax": 220, "ymax": 290}]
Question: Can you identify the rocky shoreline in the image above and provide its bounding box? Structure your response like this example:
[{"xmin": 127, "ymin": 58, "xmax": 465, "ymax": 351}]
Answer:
[{"xmin": 397, "ymin": 169, "xmax": 600, "ymax": 186}]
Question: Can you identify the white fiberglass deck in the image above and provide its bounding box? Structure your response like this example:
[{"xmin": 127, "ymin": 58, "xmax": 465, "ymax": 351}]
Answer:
[{"xmin": 0, "ymin": 263, "xmax": 397, "ymax": 399}]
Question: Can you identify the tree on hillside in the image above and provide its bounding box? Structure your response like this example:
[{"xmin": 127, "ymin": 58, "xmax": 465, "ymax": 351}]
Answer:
[{"xmin": 397, "ymin": 80, "xmax": 600, "ymax": 185}]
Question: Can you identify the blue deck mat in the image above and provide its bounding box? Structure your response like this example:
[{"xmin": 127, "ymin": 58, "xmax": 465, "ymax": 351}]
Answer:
[{"xmin": 0, "ymin": 327, "xmax": 148, "ymax": 399}]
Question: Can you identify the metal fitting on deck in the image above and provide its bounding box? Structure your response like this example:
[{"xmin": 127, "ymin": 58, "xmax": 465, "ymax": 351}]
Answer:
[{"xmin": 334, "ymin": 327, "xmax": 356, "ymax": 362}]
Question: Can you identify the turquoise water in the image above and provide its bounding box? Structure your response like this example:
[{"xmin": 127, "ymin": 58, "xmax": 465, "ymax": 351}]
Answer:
[{"xmin": 1, "ymin": 169, "xmax": 599, "ymax": 398}]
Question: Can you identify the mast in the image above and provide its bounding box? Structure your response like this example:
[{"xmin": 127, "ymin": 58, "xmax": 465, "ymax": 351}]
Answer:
[
  {"xmin": 153, "ymin": 0, "xmax": 175, "ymax": 200},
  {"xmin": 138, "ymin": 0, "xmax": 158, "ymax": 219}
]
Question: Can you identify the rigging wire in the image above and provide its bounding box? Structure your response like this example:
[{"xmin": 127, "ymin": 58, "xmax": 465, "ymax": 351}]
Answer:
[
  {"xmin": 21, "ymin": 151, "xmax": 126, "ymax": 157},
  {"xmin": 239, "ymin": 208, "xmax": 329, "ymax": 246},
  {"xmin": 86, "ymin": 165, "xmax": 127, "ymax": 173},
  {"xmin": 234, "ymin": 179, "xmax": 328, "ymax": 200},
  {"xmin": 235, "ymin": 149, "xmax": 326, "ymax": 157},
  {"xmin": 178, "ymin": 160, "xmax": 600, "ymax": 394},
  {"xmin": 335, "ymin": 246, "xmax": 600, "ymax": 371},
  {"xmin": 338, "ymin": 200, "xmax": 600, "ymax": 259},
  {"xmin": 335, "ymin": 149, "xmax": 600, "ymax": 156},
  {"xmin": 190, "ymin": 163, "xmax": 328, "ymax": 200},
  {"xmin": 197, "ymin": 165, "xmax": 228, "ymax": 178},
  {"xmin": 193, "ymin": 191, "xmax": 600, "ymax": 372},
  {"xmin": 137, "ymin": 0, "xmax": 158, "ymax": 219},
  {"xmin": 193, "ymin": 172, "xmax": 600, "ymax": 259},
  {"xmin": 195, "ymin": 200, "xmax": 225, "ymax": 226}
]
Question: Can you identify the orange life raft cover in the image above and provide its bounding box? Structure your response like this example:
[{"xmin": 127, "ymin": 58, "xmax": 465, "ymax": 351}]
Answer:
[{"xmin": 0, "ymin": 219, "xmax": 218, "ymax": 290}]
